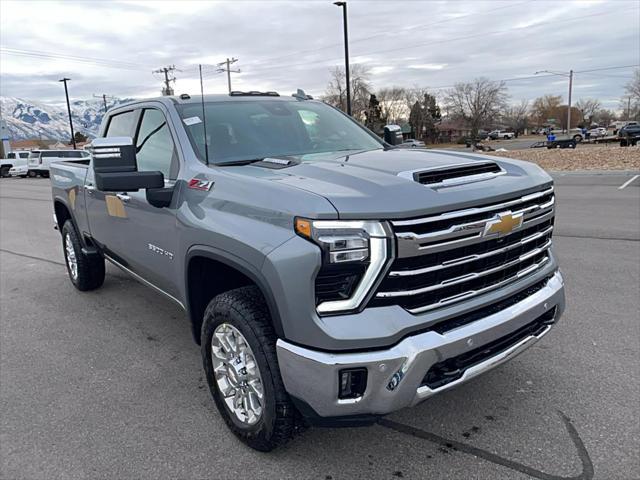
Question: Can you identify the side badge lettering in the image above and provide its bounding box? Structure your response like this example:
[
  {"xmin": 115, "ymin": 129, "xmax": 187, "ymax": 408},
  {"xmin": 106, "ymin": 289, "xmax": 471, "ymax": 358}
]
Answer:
[{"xmin": 188, "ymin": 178, "xmax": 214, "ymax": 191}]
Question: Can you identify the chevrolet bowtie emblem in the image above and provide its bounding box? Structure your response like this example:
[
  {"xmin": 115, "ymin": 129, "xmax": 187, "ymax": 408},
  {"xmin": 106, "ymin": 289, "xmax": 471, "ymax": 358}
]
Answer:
[{"xmin": 484, "ymin": 212, "xmax": 523, "ymax": 237}]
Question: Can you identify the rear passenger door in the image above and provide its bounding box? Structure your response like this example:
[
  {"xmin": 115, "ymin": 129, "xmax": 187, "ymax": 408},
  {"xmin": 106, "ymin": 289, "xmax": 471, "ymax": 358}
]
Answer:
[
  {"xmin": 111, "ymin": 106, "xmax": 182, "ymax": 298},
  {"xmin": 85, "ymin": 109, "xmax": 139, "ymax": 255}
]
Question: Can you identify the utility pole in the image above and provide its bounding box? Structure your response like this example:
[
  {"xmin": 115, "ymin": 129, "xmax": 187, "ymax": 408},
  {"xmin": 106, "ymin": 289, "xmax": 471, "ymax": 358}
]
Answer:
[
  {"xmin": 59, "ymin": 78, "xmax": 76, "ymax": 149},
  {"xmin": 535, "ymin": 69, "xmax": 574, "ymax": 134},
  {"xmin": 627, "ymin": 96, "xmax": 632, "ymax": 121},
  {"xmin": 216, "ymin": 58, "xmax": 240, "ymax": 93},
  {"xmin": 153, "ymin": 65, "xmax": 177, "ymax": 96},
  {"xmin": 567, "ymin": 69, "xmax": 573, "ymax": 134},
  {"xmin": 334, "ymin": 2, "xmax": 351, "ymax": 116},
  {"xmin": 93, "ymin": 93, "xmax": 114, "ymax": 113}
]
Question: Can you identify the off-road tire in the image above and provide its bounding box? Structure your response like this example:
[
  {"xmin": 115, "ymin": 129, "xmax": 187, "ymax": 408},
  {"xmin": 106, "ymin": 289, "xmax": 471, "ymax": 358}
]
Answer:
[
  {"xmin": 61, "ymin": 220, "xmax": 105, "ymax": 291},
  {"xmin": 201, "ymin": 286, "xmax": 298, "ymax": 451},
  {"xmin": 0, "ymin": 166, "xmax": 10, "ymax": 178}
]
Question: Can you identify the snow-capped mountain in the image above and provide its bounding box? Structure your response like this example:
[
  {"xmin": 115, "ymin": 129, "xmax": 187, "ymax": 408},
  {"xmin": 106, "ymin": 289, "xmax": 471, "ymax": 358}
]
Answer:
[{"xmin": 0, "ymin": 96, "xmax": 133, "ymax": 141}]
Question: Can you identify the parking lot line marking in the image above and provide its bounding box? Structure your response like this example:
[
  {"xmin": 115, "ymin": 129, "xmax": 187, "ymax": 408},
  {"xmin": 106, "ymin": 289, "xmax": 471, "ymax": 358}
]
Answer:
[
  {"xmin": 618, "ymin": 174, "xmax": 639, "ymax": 190},
  {"xmin": 0, "ymin": 248, "xmax": 66, "ymax": 267},
  {"xmin": 378, "ymin": 410, "xmax": 594, "ymax": 480}
]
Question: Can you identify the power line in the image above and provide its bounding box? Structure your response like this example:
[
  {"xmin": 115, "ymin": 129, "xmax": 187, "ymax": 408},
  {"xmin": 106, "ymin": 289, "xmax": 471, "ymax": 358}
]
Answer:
[
  {"xmin": 241, "ymin": 0, "xmax": 529, "ymax": 67},
  {"xmin": 0, "ymin": 47, "xmax": 153, "ymax": 71},
  {"xmin": 241, "ymin": 9, "xmax": 619, "ymax": 75}
]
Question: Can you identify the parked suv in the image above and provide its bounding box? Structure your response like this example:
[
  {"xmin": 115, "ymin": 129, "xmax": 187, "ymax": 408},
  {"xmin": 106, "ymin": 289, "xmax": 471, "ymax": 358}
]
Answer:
[
  {"xmin": 28, "ymin": 149, "xmax": 91, "ymax": 177},
  {"xmin": 50, "ymin": 92, "xmax": 564, "ymax": 451},
  {"xmin": 618, "ymin": 124, "xmax": 640, "ymax": 146}
]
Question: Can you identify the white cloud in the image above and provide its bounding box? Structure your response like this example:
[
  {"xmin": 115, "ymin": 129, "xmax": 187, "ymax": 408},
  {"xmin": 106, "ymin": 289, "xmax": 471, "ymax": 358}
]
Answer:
[{"xmin": 407, "ymin": 64, "xmax": 448, "ymax": 71}]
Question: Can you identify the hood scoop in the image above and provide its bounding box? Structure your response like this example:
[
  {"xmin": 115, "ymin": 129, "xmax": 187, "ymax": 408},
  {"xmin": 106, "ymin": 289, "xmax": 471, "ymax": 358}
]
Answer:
[{"xmin": 399, "ymin": 161, "xmax": 504, "ymax": 187}]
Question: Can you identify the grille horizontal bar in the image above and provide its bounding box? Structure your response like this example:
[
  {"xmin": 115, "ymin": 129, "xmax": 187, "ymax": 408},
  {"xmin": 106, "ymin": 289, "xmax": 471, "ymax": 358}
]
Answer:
[
  {"xmin": 372, "ymin": 186, "xmax": 555, "ymax": 314},
  {"xmin": 392, "ymin": 186, "xmax": 554, "ymax": 227}
]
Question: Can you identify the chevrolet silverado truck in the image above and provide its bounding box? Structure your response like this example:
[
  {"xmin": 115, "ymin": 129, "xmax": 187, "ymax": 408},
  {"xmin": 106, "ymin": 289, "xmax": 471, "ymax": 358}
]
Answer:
[{"xmin": 50, "ymin": 92, "xmax": 565, "ymax": 451}]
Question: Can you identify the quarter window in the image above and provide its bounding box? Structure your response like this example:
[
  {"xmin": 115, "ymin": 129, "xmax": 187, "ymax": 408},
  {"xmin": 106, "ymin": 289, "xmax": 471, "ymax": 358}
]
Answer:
[{"xmin": 135, "ymin": 109, "xmax": 178, "ymax": 179}]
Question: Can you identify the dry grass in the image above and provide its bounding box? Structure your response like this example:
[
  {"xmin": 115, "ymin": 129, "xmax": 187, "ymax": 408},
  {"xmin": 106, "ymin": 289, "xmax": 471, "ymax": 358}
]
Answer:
[{"xmin": 482, "ymin": 145, "xmax": 640, "ymax": 171}]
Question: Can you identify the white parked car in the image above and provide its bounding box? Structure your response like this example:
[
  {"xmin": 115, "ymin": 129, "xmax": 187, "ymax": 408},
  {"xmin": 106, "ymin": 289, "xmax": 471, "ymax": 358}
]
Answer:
[
  {"xmin": 488, "ymin": 130, "xmax": 515, "ymax": 140},
  {"xmin": 1, "ymin": 151, "xmax": 30, "ymax": 177},
  {"xmin": 27, "ymin": 149, "xmax": 91, "ymax": 177},
  {"xmin": 400, "ymin": 139, "xmax": 426, "ymax": 148},
  {"xmin": 588, "ymin": 127, "xmax": 607, "ymax": 138}
]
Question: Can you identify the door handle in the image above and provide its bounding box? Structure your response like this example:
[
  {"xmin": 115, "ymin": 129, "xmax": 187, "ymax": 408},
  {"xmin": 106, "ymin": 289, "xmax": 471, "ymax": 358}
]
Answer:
[{"xmin": 116, "ymin": 193, "xmax": 130, "ymax": 203}]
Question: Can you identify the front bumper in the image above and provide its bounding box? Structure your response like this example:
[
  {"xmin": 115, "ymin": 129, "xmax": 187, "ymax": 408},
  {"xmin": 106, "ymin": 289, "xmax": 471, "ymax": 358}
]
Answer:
[
  {"xmin": 9, "ymin": 166, "xmax": 28, "ymax": 176},
  {"xmin": 276, "ymin": 271, "xmax": 565, "ymax": 418}
]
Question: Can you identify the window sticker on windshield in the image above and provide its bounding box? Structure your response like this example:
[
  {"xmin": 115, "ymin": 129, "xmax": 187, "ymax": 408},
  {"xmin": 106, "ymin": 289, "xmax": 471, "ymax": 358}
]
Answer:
[{"xmin": 183, "ymin": 116, "xmax": 202, "ymax": 126}]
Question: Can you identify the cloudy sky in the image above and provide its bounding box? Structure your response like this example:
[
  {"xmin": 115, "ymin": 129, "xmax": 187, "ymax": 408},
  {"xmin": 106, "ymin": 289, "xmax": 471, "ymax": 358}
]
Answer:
[{"xmin": 1, "ymin": 0, "xmax": 638, "ymax": 110}]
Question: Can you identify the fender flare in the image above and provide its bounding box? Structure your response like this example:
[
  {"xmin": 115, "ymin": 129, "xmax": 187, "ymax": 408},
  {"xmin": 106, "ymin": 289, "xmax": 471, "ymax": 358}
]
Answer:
[
  {"xmin": 184, "ymin": 245, "xmax": 285, "ymax": 342},
  {"xmin": 53, "ymin": 196, "xmax": 88, "ymax": 247}
]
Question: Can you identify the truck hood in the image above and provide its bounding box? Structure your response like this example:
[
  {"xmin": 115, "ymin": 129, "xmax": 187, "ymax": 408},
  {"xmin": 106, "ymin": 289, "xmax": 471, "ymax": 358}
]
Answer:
[{"xmin": 229, "ymin": 148, "xmax": 553, "ymax": 219}]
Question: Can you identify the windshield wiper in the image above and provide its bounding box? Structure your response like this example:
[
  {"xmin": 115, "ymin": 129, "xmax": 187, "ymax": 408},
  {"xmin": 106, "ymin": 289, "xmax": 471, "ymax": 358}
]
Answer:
[{"xmin": 214, "ymin": 158, "xmax": 264, "ymax": 167}]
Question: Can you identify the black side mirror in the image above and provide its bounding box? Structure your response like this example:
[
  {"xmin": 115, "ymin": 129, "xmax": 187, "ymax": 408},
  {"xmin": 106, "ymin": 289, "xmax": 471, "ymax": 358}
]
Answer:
[
  {"xmin": 89, "ymin": 137, "xmax": 164, "ymax": 192},
  {"xmin": 384, "ymin": 125, "xmax": 403, "ymax": 146}
]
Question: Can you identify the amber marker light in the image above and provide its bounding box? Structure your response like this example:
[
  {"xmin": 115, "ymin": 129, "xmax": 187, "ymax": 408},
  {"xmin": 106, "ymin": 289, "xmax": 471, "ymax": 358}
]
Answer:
[{"xmin": 294, "ymin": 217, "xmax": 312, "ymax": 239}]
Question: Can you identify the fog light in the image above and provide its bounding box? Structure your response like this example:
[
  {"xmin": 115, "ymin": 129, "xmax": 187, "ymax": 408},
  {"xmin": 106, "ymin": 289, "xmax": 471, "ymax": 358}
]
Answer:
[{"xmin": 338, "ymin": 368, "xmax": 368, "ymax": 399}]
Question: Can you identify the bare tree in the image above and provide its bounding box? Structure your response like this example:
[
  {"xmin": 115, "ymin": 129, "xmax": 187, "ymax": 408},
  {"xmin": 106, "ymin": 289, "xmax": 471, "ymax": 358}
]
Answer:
[
  {"xmin": 502, "ymin": 100, "xmax": 529, "ymax": 135},
  {"xmin": 323, "ymin": 64, "xmax": 372, "ymax": 120},
  {"xmin": 530, "ymin": 94, "xmax": 562, "ymax": 126},
  {"xmin": 621, "ymin": 68, "xmax": 640, "ymax": 120},
  {"xmin": 575, "ymin": 98, "xmax": 601, "ymax": 124},
  {"xmin": 592, "ymin": 109, "xmax": 617, "ymax": 127},
  {"xmin": 444, "ymin": 78, "xmax": 508, "ymax": 137},
  {"xmin": 376, "ymin": 86, "xmax": 407, "ymax": 124}
]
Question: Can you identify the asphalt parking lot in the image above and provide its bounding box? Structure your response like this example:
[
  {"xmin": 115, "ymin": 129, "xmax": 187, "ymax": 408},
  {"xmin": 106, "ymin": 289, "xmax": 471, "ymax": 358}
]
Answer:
[{"xmin": 1, "ymin": 173, "xmax": 639, "ymax": 480}]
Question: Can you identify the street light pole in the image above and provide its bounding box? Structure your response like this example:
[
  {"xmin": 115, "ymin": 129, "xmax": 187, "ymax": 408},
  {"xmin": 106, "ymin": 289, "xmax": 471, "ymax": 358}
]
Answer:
[
  {"xmin": 535, "ymin": 69, "xmax": 574, "ymax": 134},
  {"xmin": 59, "ymin": 78, "xmax": 76, "ymax": 149},
  {"xmin": 567, "ymin": 69, "xmax": 573, "ymax": 134},
  {"xmin": 334, "ymin": 1, "xmax": 351, "ymax": 116}
]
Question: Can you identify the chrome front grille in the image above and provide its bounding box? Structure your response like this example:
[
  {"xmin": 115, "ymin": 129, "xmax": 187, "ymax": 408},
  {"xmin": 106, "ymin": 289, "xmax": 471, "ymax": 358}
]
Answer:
[{"xmin": 373, "ymin": 186, "xmax": 555, "ymax": 314}]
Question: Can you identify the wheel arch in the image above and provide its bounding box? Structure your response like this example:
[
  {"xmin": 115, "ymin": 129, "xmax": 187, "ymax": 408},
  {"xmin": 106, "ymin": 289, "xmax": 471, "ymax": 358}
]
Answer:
[{"xmin": 185, "ymin": 245, "xmax": 285, "ymax": 345}]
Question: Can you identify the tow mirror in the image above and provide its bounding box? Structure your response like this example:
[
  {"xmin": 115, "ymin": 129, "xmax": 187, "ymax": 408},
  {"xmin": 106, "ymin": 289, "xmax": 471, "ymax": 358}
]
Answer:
[
  {"xmin": 383, "ymin": 124, "xmax": 403, "ymax": 146},
  {"xmin": 89, "ymin": 137, "xmax": 164, "ymax": 192}
]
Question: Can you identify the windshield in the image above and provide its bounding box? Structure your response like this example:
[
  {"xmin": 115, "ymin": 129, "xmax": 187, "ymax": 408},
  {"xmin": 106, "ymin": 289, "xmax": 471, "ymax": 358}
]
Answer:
[{"xmin": 178, "ymin": 99, "xmax": 383, "ymax": 164}]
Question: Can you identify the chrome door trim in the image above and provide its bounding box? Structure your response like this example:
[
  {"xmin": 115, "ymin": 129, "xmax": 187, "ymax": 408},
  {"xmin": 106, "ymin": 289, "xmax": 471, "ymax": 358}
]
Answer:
[{"xmin": 105, "ymin": 254, "xmax": 185, "ymax": 309}]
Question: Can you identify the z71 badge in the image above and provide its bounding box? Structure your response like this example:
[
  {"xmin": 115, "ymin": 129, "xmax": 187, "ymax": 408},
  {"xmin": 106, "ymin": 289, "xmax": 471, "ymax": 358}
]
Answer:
[{"xmin": 188, "ymin": 178, "xmax": 214, "ymax": 191}]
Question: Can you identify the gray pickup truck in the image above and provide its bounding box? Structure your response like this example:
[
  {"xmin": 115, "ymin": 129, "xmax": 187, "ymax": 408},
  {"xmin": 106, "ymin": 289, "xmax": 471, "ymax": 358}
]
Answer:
[{"xmin": 50, "ymin": 91, "xmax": 565, "ymax": 451}]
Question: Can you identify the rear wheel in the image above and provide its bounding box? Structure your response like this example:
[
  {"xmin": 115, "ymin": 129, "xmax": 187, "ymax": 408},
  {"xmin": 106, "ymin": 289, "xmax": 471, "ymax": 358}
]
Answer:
[
  {"xmin": 0, "ymin": 166, "xmax": 10, "ymax": 178},
  {"xmin": 201, "ymin": 286, "xmax": 298, "ymax": 451},
  {"xmin": 61, "ymin": 221, "xmax": 105, "ymax": 291}
]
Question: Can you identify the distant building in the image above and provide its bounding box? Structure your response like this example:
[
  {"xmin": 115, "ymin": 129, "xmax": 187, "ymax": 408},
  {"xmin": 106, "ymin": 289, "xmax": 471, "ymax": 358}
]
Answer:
[
  {"xmin": 436, "ymin": 120, "xmax": 472, "ymax": 143},
  {"xmin": 9, "ymin": 139, "xmax": 58, "ymax": 151}
]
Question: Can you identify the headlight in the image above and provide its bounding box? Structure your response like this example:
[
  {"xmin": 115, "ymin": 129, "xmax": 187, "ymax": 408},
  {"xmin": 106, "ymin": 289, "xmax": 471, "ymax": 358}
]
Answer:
[{"xmin": 295, "ymin": 218, "xmax": 393, "ymax": 314}]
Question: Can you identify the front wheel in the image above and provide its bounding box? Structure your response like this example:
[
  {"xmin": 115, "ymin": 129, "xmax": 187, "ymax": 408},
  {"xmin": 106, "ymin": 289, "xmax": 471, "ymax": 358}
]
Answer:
[
  {"xmin": 28, "ymin": 170, "xmax": 37, "ymax": 178},
  {"xmin": 62, "ymin": 221, "xmax": 105, "ymax": 291},
  {"xmin": 201, "ymin": 286, "xmax": 298, "ymax": 451}
]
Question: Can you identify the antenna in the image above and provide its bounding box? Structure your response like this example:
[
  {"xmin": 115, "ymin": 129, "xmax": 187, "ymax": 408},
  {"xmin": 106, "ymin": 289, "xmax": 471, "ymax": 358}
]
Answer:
[{"xmin": 198, "ymin": 64, "xmax": 209, "ymax": 165}]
